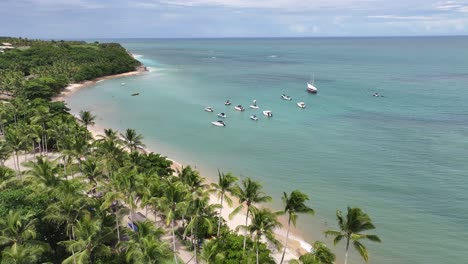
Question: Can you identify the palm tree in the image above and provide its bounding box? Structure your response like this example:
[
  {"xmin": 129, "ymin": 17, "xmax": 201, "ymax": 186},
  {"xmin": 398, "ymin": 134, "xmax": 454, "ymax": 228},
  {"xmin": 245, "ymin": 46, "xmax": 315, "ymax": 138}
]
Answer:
[
  {"xmin": 289, "ymin": 241, "xmax": 336, "ymax": 264},
  {"xmin": 78, "ymin": 110, "xmax": 95, "ymax": 144},
  {"xmin": 45, "ymin": 192, "xmax": 89, "ymax": 242},
  {"xmin": 122, "ymin": 221, "xmax": 171, "ymax": 263},
  {"xmin": 230, "ymin": 177, "xmax": 272, "ymax": 251},
  {"xmin": 184, "ymin": 192, "xmax": 219, "ymax": 264},
  {"xmin": 78, "ymin": 110, "xmax": 95, "ymax": 131},
  {"xmin": 5, "ymin": 127, "xmax": 25, "ymax": 178},
  {"xmin": 158, "ymin": 178, "xmax": 190, "ymax": 264},
  {"xmin": 0, "ymin": 139, "xmax": 12, "ymax": 166},
  {"xmin": 59, "ymin": 212, "xmax": 114, "ymax": 264},
  {"xmin": 100, "ymin": 190, "xmax": 129, "ymax": 243},
  {"xmin": 244, "ymin": 208, "xmax": 282, "ymax": 264},
  {"xmin": 1, "ymin": 244, "xmax": 45, "ymax": 264},
  {"xmin": 0, "ymin": 210, "xmax": 37, "ymax": 247},
  {"xmin": 120, "ymin": 128, "xmax": 145, "ymax": 152},
  {"xmin": 80, "ymin": 158, "xmax": 104, "ymax": 184},
  {"xmin": 0, "ymin": 166, "xmax": 15, "ymax": 190},
  {"xmin": 24, "ymin": 156, "xmax": 63, "ymax": 191},
  {"xmin": 211, "ymin": 171, "xmax": 238, "ymax": 237},
  {"xmin": 280, "ymin": 190, "xmax": 315, "ymax": 264},
  {"xmin": 325, "ymin": 207, "xmax": 381, "ymax": 264}
]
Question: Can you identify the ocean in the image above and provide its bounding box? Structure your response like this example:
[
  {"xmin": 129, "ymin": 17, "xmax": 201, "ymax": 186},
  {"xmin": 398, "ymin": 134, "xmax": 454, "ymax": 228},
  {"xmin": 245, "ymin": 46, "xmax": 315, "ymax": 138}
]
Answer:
[{"xmin": 66, "ymin": 37, "xmax": 468, "ymax": 264}]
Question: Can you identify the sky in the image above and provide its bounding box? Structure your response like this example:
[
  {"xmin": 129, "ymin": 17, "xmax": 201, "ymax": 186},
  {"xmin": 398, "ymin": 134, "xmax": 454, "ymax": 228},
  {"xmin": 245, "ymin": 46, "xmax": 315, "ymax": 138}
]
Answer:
[{"xmin": 1, "ymin": 0, "xmax": 468, "ymax": 38}]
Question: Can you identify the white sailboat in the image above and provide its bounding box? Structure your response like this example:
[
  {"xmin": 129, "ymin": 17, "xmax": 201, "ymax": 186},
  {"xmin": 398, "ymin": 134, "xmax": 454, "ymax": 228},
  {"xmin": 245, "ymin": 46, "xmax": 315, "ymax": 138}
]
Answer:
[{"xmin": 307, "ymin": 74, "xmax": 318, "ymax": 94}]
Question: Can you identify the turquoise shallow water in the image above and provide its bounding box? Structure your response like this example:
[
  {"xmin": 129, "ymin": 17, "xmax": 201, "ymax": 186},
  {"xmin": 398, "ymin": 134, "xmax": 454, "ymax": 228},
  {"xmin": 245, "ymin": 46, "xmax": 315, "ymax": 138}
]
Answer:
[{"xmin": 67, "ymin": 37, "xmax": 468, "ymax": 264}]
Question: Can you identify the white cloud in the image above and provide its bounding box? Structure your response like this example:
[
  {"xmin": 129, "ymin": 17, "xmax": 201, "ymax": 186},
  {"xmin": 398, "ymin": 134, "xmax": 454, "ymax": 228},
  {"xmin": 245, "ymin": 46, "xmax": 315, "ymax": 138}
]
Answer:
[
  {"xmin": 26, "ymin": 0, "xmax": 104, "ymax": 9},
  {"xmin": 434, "ymin": 0, "xmax": 468, "ymax": 12},
  {"xmin": 368, "ymin": 15, "xmax": 435, "ymax": 20},
  {"xmin": 159, "ymin": 0, "xmax": 378, "ymax": 10}
]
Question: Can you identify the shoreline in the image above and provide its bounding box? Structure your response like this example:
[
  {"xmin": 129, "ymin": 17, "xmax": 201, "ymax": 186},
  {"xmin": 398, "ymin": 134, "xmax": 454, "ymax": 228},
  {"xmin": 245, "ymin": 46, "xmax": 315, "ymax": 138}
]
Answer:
[
  {"xmin": 52, "ymin": 68, "xmax": 147, "ymax": 102},
  {"xmin": 61, "ymin": 71, "xmax": 315, "ymax": 262}
]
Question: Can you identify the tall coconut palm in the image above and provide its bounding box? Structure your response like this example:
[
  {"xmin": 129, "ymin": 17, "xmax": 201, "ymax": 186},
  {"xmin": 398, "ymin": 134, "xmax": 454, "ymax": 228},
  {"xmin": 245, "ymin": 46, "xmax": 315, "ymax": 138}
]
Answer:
[
  {"xmin": 24, "ymin": 156, "xmax": 63, "ymax": 191},
  {"xmin": 280, "ymin": 190, "xmax": 315, "ymax": 264},
  {"xmin": 211, "ymin": 171, "xmax": 238, "ymax": 237},
  {"xmin": 78, "ymin": 110, "xmax": 95, "ymax": 131},
  {"xmin": 58, "ymin": 213, "xmax": 114, "ymax": 264},
  {"xmin": 78, "ymin": 110, "xmax": 95, "ymax": 144},
  {"xmin": 1, "ymin": 244, "xmax": 45, "ymax": 264},
  {"xmin": 0, "ymin": 210, "xmax": 37, "ymax": 247},
  {"xmin": 0, "ymin": 139, "xmax": 12, "ymax": 166},
  {"xmin": 120, "ymin": 128, "xmax": 145, "ymax": 152},
  {"xmin": 158, "ymin": 178, "xmax": 190, "ymax": 264},
  {"xmin": 121, "ymin": 221, "xmax": 171, "ymax": 263},
  {"xmin": 184, "ymin": 192, "xmax": 219, "ymax": 264},
  {"xmin": 5, "ymin": 127, "xmax": 25, "ymax": 178},
  {"xmin": 0, "ymin": 166, "xmax": 15, "ymax": 190},
  {"xmin": 325, "ymin": 207, "xmax": 381, "ymax": 264},
  {"xmin": 244, "ymin": 208, "xmax": 282, "ymax": 264},
  {"xmin": 30, "ymin": 105, "xmax": 51, "ymax": 156},
  {"xmin": 230, "ymin": 177, "xmax": 272, "ymax": 252},
  {"xmin": 80, "ymin": 158, "xmax": 104, "ymax": 184},
  {"xmin": 45, "ymin": 193, "xmax": 89, "ymax": 242},
  {"xmin": 100, "ymin": 190, "xmax": 129, "ymax": 243}
]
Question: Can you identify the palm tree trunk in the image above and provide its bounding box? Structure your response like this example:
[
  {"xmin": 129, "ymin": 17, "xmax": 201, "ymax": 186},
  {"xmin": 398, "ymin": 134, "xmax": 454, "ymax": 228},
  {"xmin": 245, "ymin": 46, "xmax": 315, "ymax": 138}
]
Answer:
[
  {"xmin": 172, "ymin": 219, "xmax": 178, "ymax": 264},
  {"xmin": 116, "ymin": 212, "xmax": 120, "ymax": 242},
  {"xmin": 12, "ymin": 151, "xmax": 19, "ymax": 177},
  {"xmin": 194, "ymin": 231, "xmax": 198, "ymax": 264},
  {"xmin": 71, "ymin": 225, "xmax": 77, "ymax": 264},
  {"xmin": 344, "ymin": 238, "xmax": 350, "ymax": 264},
  {"xmin": 280, "ymin": 216, "xmax": 291, "ymax": 264},
  {"xmin": 256, "ymin": 239, "xmax": 259, "ymax": 264},
  {"xmin": 217, "ymin": 193, "xmax": 224, "ymax": 237},
  {"xmin": 32, "ymin": 141, "xmax": 36, "ymax": 158},
  {"xmin": 242, "ymin": 205, "xmax": 250, "ymax": 251},
  {"xmin": 15, "ymin": 150, "xmax": 21, "ymax": 180},
  {"xmin": 44, "ymin": 134, "xmax": 48, "ymax": 156}
]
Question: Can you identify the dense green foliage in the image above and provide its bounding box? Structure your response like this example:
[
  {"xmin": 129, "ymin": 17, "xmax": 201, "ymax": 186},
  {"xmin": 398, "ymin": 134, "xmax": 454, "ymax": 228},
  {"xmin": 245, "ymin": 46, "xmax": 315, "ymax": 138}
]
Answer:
[
  {"xmin": 201, "ymin": 233, "xmax": 275, "ymax": 264},
  {"xmin": 0, "ymin": 37, "xmax": 140, "ymax": 100}
]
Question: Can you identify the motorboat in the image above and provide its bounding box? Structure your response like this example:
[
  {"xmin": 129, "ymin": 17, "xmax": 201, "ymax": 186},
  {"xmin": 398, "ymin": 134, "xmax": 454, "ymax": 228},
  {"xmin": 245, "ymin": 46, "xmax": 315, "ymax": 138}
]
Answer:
[
  {"xmin": 211, "ymin": 120, "xmax": 226, "ymax": 127},
  {"xmin": 234, "ymin": 105, "xmax": 245, "ymax": 111},
  {"xmin": 250, "ymin": 115, "xmax": 258, "ymax": 121},
  {"xmin": 281, "ymin": 94, "xmax": 292, "ymax": 101},
  {"xmin": 204, "ymin": 107, "xmax": 214, "ymax": 112},
  {"xmin": 121, "ymin": 82, "xmax": 126, "ymax": 86},
  {"xmin": 217, "ymin": 112, "xmax": 226, "ymax": 118},
  {"xmin": 131, "ymin": 93, "xmax": 140, "ymax": 96},
  {"xmin": 225, "ymin": 100, "xmax": 232, "ymax": 106},
  {"xmin": 263, "ymin": 110, "xmax": 273, "ymax": 117},
  {"xmin": 297, "ymin": 102, "xmax": 306, "ymax": 108},
  {"xmin": 250, "ymin": 105, "xmax": 259, "ymax": 109}
]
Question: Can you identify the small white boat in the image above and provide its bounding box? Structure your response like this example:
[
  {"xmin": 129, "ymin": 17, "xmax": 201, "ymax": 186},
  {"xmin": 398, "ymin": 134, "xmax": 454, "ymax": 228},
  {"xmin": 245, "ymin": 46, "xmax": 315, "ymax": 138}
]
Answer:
[
  {"xmin": 211, "ymin": 120, "xmax": 226, "ymax": 127},
  {"xmin": 205, "ymin": 107, "xmax": 214, "ymax": 112},
  {"xmin": 297, "ymin": 102, "xmax": 306, "ymax": 108},
  {"xmin": 281, "ymin": 94, "xmax": 292, "ymax": 101},
  {"xmin": 225, "ymin": 100, "xmax": 232, "ymax": 106},
  {"xmin": 263, "ymin": 110, "xmax": 273, "ymax": 117},
  {"xmin": 217, "ymin": 112, "xmax": 226, "ymax": 118},
  {"xmin": 250, "ymin": 105, "xmax": 259, "ymax": 109},
  {"xmin": 250, "ymin": 115, "xmax": 258, "ymax": 121},
  {"xmin": 121, "ymin": 82, "xmax": 126, "ymax": 86},
  {"xmin": 234, "ymin": 105, "xmax": 245, "ymax": 111},
  {"xmin": 307, "ymin": 75, "xmax": 318, "ymax": 93}
]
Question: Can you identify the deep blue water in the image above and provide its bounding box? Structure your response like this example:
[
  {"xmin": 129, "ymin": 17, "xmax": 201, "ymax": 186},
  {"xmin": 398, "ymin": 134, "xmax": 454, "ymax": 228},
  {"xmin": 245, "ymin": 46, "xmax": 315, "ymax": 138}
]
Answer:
[{"xmin": 67, "ymin": 37, "xmax": 468, "ymax": 264}]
